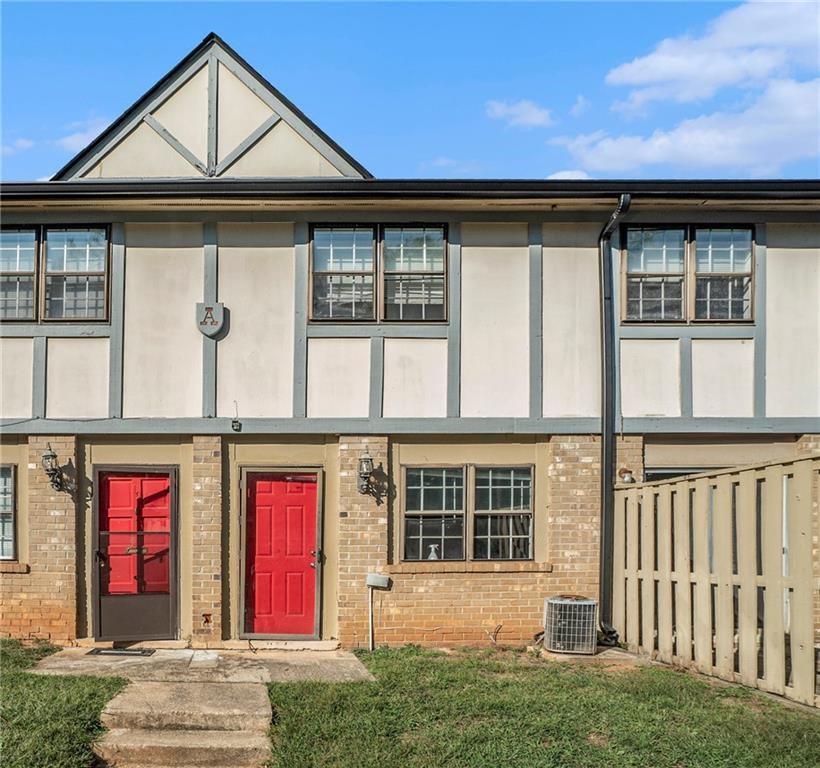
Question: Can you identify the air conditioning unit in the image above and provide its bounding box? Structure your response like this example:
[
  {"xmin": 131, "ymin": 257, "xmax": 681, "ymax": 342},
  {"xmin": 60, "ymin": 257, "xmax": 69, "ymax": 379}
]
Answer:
[{"xmin": 543, "ymin": 596, "xmax": 598, "ymax": 655}]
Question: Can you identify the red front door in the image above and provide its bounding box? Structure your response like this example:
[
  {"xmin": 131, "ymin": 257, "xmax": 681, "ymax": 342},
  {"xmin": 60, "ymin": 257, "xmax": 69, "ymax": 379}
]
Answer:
[
  {"xmin": 245, "ymin": 473, "xmax": 319, "ymax": 636},
  {"xmin": 97, "ymin": 471, "xmax": 176, "ymax": 640}
]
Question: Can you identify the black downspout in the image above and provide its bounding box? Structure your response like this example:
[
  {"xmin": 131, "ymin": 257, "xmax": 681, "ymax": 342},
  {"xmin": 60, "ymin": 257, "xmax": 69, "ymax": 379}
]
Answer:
[{"xmin": 597, "ymin": 193, "xmax": 631, "ymax": 646}]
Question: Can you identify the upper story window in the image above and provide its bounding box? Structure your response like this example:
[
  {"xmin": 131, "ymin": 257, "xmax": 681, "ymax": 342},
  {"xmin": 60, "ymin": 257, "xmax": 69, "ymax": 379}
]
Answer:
[
  {"xmin": 0, "ymin": 229, "xmax": 37, "ymax": 320},
  {"xmin": 623, "ymin": 226, "xmax": 754, "ymax": 323},
  {"xmin": 0, "ymin": 466, "xmax": 16, "ymax": 560},
  {"xmin": 0, "ymin": 226, "xmax": 110, "ymax": 322},
  {"xmin": 310, "ymin": 225, "xmax": 447, "ymax": 322}
]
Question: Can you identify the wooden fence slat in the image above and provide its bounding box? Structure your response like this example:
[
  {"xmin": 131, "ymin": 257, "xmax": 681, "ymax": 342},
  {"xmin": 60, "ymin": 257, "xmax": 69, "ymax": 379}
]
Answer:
[
  {"xmin": 714, "ymin": 476, "xmax": 735, "ymax": 680},
  {"xmin": 657, "ymin": 485, "xmax": 674, "ymax": 663},
  {"xmin": 761, "ymin": 465, "xmax": 785, "ymax": 696},
  {"xmin": 625, "ymin": 488, "xmax": 640, "ymax": 650},
  {"xmin": 613, "ymin": 492, "xmax": 626, "ymax": 640},
  {"xmin": 673, "ymin": 479, "xmax": 692, "ymax": 664},
  {"xmin": 785, "ymin": 460, "xmax": 814, "ymax": 705},
  {"xmin": 736, "ymin": 471, "xmax": 758, "ymax": 687},
  {"xmin": 692, "ymin": 477, "xmax": 712, "ymax": 673},
  {"xmin": 640, "ymin": 487, "xmax": 656, "ymax": 656}
]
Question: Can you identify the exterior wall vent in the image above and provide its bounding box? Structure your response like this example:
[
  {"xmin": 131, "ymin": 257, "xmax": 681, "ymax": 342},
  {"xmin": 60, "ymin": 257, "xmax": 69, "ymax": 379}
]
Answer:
[{"xmin": 543, "ymin": 596, "xmax": 598, "ymax": 655}]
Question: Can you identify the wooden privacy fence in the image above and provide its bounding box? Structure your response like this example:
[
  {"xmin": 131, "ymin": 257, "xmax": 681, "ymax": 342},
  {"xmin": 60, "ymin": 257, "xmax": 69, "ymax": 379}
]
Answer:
[{"xmin": 612, "ymin": 457, "xmax": 819, "ymax": 707}]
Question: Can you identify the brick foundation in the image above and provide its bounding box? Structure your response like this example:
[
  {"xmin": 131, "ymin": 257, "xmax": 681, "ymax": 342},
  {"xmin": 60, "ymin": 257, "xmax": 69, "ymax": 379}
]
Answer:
[
  {"xmin": 190, "ymin": 435, "xmax": 223, "ymax": 645},
  {"xmin": 0, "ymin": 436, "xmax": 78, "ymax": 642}
]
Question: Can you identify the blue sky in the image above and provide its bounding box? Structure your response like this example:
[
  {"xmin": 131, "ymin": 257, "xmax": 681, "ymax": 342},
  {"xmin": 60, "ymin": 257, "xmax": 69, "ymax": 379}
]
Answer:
[{"xmin": 1, "ymin": 1, "xmax": 818, "ymax": 180}]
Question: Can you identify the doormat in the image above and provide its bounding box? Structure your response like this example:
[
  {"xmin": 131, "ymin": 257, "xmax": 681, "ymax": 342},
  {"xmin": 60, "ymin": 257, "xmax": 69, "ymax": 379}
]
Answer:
[{"xmin": 87, "ymin": 648, "xmax": 156, "ymax": 657}]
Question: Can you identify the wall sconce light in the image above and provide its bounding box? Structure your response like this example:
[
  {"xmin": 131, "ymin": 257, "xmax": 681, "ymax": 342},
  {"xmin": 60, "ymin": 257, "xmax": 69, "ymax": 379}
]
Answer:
[
  {"xmin": 618, "ymin": 467, "xmax": 637, "ymax": 484},
  {"xmin": 41, "ymin": 443, "xmax": 66, "ymax": 491},
  {"xmin": 357, "ymin": 454, "xmax": 375, "ymax": 494}
]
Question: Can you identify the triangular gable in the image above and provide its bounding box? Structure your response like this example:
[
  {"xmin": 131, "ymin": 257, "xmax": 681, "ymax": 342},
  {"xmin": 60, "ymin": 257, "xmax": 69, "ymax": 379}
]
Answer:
[{"xmin": 53, "ymin": 33, "xmax": 372, "ymax": 180}]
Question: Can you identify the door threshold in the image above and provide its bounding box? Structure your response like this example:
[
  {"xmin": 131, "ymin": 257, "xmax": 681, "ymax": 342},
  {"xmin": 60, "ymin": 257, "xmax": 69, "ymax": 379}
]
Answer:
[{"xmin": 226, "ymin": 639, "xmax": 341, "ymax": 651}]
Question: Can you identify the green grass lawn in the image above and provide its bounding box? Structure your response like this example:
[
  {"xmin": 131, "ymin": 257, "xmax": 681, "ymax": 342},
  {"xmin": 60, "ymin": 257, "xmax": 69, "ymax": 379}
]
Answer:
[
  {"xmin": 267, "ymin": 646, "xmax": 820, "ymax": 768},
  {"xmin": 0, "ymin": 638, "xmax": 125, "ymax": 768}
]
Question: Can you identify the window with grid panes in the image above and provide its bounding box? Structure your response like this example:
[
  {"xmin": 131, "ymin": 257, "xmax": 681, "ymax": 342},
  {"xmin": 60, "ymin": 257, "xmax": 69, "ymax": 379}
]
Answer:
[
  {"xmin": 473, "ymin": 468, "xmax": 533, "ymax": 560},
  {"xmin": 0, "ymin": 466, "xmax": 15, "ymax": 560},
  {"xmin": 694, "ymin": 228, "xmax": 752, "ymax": 320},
  {"xmin": 383, "ymin": 227, "xmax": 446, "ymax": 320},
  {"xmin": 625, "ymin": 228, "xmax": 686, "ymax": 321},
  {"xmin": 403, "ymin": 468, "xmax": 464, "ymax": 560},
  {"xmin": 0, "ymin": 229, "xmax": 37, "ymax": 320},
  {"xmin": 43, "ymin": 228, "xmax": 108, "ymax": 319},
  {"xmin": 311, "ymin": 227, "xmax": 375, "ymax": 320}
]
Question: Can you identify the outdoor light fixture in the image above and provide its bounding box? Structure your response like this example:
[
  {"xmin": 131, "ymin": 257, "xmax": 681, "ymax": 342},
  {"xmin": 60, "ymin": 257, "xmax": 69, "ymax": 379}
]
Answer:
[
  {"xmin": 618, "ymin": 468, "xmax": 637, "ymax": 484},
  {"xmin": 41, "ymin": 443, "xmax": 66, "ymax": 491},
  {"xmin": 357, "ymin": 454, "xmax": 375, "ymax": 494}
]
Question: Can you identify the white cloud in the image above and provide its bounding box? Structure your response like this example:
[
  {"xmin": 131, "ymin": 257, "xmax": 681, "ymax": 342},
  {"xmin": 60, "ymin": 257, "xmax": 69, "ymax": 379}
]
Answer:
[
  {"xmin": 2, "ymin": 138, "xmax": 34, "ymax": 156},
  {"xmin": 420, "ymin": 156, "xmax": 481, "ymax": 176},
  {"xmin": 486, "ymin": 99, "xmax": 554, "ymax": 128},
  {"xmin": 555, "ymin": 78, "xmax": 820, "ymax": 175},
  {"xmin": 569, "ymin": 96, "xmax": 590, "ymax": 118},
  {"xmin": 55, "ymin": 117, "xmax": 109, "ymax": 153},
  {"xmin": 607, "ymin": 1, "xmax": 818, "ymax": 111},
  {"xmin": 547, "ymin": 170, "xmax": 591, "ymax": 180}
]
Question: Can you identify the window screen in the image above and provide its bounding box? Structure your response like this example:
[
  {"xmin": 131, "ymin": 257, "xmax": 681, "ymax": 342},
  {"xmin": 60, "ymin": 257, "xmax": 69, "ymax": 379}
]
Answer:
[
  {"xmin": 311, "ymin": 227, "xmax": 375, "ymax": 320},
  {"xmin": 383, "ymin": 227, "xmax": 446, "ymax": 321},
  {"xmin": 0, "ymin": 229, "xmax": 37, "ymax": 320},
  {"xmin": 44, "ymin": 228, "xmax": 108, "ymax": 319},
  {"xmin": 694, "ymin": 228, "xmax": 752, "ymax": 320},
  {"xmin": 625, "ymin": 228, "xmax": 685, "ymax": 321}
]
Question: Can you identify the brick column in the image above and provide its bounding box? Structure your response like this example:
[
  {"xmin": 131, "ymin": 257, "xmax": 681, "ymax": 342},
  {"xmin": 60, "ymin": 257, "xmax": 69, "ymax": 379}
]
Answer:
[
  {"xmin": 546, "ymin": 435, "xmax": 643, "ymax": 599},
  {"xmin": 797, "ymin": 434, "xmax": 820, "ymax": 456},
  {"xmin": 337, "ymin": 435, "xmax": 389, "ymax": 647},
  {"xmin": 0, "ymin": 436, "xmax": 78, "ymax": 642},
  {"xmin": 191, "ymin": 436, "xmax": 222, "ymax": 646}
]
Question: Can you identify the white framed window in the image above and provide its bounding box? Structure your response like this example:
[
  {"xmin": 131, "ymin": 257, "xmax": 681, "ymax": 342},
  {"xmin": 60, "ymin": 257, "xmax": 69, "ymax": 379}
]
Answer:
[
  {"xmin": 0, "ymin": 229, "xmax": 37, "ymax": 320},
  {"xmin": 43, "ymin": 228, "xmax": 109, "ymax": 320},
  {"xmin": 0, "ymin": 466, "xmax": 16, "ymax": 560}
]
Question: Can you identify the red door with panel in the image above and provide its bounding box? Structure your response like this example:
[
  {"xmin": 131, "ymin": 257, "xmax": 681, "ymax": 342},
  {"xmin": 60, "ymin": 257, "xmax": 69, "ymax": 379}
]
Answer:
[
  {"xmin": 96, "ymin": 471, "xmax": 176, "ymax": 640},
  {"xmin": 245, "ymin": 473, "xmax": 319, "ymax": 636}
]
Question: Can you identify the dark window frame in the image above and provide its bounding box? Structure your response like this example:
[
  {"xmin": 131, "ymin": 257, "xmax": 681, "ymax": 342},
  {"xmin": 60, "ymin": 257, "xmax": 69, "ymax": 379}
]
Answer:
[
  {"xmin": 40, "ymin": 225, "xmax": 112, "ymax": 323},
  {"xmin": 0, "ymin": 464, "xmax": 17, "ymax": 561},
  {"xmin": 621, "ymin": 224, "xmax": 755, "ymax": 325},
  {"xmin": 308, "ymin": 223, "xmax": 448, "ymax": 323},
  {"xmin": 399, "ymin": 463, "xmax": 535, "ymax": 563},
  {"xmin": 0, "ymin": 227, "xmax": 38, "ymax": 321},
  {"xmin": 0, "ymin": 224, "xmax": 111, "ymax": 323}
]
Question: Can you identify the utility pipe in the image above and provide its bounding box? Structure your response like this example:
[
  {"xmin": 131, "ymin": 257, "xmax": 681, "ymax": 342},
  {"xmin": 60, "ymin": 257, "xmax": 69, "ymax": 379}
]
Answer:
[{"xmin": 597, "ymin": 193, "xmax": 631, "ymax": 646}]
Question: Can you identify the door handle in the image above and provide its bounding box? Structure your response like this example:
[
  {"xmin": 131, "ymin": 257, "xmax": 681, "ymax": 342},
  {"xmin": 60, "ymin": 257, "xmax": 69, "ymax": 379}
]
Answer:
[{"xmin": 95, "ymin": 550, "xmax": 108, "ymax": 565}]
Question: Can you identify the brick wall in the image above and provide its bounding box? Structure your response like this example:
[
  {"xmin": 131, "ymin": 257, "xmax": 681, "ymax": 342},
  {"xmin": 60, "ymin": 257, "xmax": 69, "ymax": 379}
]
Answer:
[
  {"xmin": 336, "ymin": 434, "xmax": 644, "ymax": 648},
  {"xmin": 337, "ymin": 436, "xmax": 390, "ymax": 646},
  {"xmin": 190, "ymin": 435, "xmax": 222, "ymax": 645},
  {"xmin": 0, "ymin": 436, "xmax": 78, "ymax": 642}
]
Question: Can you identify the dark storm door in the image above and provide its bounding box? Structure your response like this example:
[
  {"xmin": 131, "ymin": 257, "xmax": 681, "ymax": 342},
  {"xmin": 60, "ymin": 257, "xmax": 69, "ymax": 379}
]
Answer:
[
  {"xmin": 94, "ymin": 469, "xmax": 177, "ymax": 641},
  {"xmin": 244, "ymin": 473, "xmax": 319, "ymax": 637}
]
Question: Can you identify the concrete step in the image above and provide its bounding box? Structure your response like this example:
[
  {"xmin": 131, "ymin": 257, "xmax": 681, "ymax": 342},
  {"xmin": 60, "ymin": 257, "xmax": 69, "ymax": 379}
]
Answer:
[
  {"xmin": 101, "ymin": 682, "xmax": 271, "ymax": 732},
  {"xmin": 95, "ymin": 728, "xmax": 270, "ymax": 767}
]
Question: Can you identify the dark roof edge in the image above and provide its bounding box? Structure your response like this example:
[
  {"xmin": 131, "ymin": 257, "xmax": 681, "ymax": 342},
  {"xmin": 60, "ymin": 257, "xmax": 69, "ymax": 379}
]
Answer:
[
  {"xmin": 2, "ymin": 178, "xmax": 820, "ymax": 201},
  {"xmin": 51, "ymin": 32, "xmax": 373, "ymax": 181}
]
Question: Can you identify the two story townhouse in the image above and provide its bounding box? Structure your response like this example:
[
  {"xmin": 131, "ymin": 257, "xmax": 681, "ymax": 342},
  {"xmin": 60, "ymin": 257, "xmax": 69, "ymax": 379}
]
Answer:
[{"xmin": 1, "ymin": 34, "xmax": 818, "ymax": 648}]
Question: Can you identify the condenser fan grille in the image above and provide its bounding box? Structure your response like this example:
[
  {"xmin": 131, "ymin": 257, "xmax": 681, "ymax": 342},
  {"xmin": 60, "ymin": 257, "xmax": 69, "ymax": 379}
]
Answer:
[{"xmin": 543, "ymin": 597, "xmax": 598, "ymax": 654}]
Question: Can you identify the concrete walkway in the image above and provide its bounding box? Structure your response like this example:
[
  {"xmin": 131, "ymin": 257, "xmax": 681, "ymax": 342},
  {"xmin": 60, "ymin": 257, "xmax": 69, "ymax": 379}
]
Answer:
[{"xmin": 34, "ymin": 648, "xmax": 372, "ymax": 767}]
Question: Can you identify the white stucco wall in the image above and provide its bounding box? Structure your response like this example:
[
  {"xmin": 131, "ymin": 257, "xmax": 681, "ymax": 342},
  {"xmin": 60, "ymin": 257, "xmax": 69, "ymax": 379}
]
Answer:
[
  {"xmin": 122, "ymin": 223, "xmax": 203, "ymax": 417},
  {"xmin": 620, "ymin": 339, "xmax": 681, "ymax": 417},
  {"xmin": 221, "ymin": 121, "xmax": 343, "ymax": 178},
  {"xmin": 460, "ymin": 222, "xmax": 529, "ymax": 417},
  {"xmin": 382, "ymin": 338, "xmax": 447, "ymax": 418},
  {"xmin": 691, "ymin": 339, "xmax": 754, "ymax": 417},
  {"xmin": 306, "ymin": 338, "xmax": 370, "ymax": 418},
  {"xmin": 216, "ymin": 63, "xmax": 275, "ymax": 163},
  {"xmin": 83, "ymin": 122, "xmax": 204, "ymax": 178},
  {"xmin": 765, "ymin": 223, "xmax": 820, "ymax": 417},
  {"xmin": 216, "ymin": 223, "xmax": 295, "ymax": 418},
  {"xmin": 152, "ymin": 64, "xmax": 209, "ymax": 164},
  {"xmin": 542, "ymin": 223, "xmax": 600, "ymax": 417},
  {"xmin": 0, "ymin": 338, "xmax": 33, "ymax": 418},
  {"xmin": 46, "ymin": 338, "xmax": 109, "ymax": 418}
]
